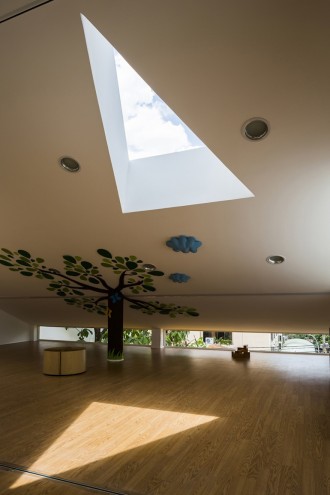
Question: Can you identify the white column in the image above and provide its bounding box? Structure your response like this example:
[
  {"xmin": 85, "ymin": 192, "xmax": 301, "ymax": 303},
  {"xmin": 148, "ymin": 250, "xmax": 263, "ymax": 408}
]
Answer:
[
  {"xmin": 32, "ymin": 325, "xmax": 39, "ymax": 341},
  {"xmin": 151, "ymin": 328, "xmax": 165, "ymax": 349}
]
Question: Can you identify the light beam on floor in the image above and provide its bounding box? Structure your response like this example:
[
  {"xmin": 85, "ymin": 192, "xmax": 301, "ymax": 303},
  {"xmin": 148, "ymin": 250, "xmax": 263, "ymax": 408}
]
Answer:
[{"xmin": 10, "ymin": 402, "xmax": 219, "ymax": 489}]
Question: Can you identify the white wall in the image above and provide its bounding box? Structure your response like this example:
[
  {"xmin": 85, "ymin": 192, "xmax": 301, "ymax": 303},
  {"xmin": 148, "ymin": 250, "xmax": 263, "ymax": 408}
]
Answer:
[
  {"xmin": 40, "ymin": 326, "xmax": 95, "ymax": 342},
  {"xmin": 232, "ymin": 332, "xmax": 272, "ymax": 350},
  {"xmin": 0, "ymin": 309, "xmax": 36, "ymax": 345}
]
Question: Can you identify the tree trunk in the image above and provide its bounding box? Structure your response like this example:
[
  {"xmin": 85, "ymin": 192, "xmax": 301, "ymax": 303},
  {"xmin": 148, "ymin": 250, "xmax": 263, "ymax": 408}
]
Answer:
[
  {"xmin": 107, "ymin": 297, "xmax": 124, "ymax": 361},
  {"xmin": 94, "ymin": 328, "xmax": 101, "ymax": 342}
]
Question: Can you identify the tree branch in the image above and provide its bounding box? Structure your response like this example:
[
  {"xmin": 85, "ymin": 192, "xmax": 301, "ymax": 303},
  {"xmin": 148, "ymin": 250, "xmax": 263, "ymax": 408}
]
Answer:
[
  {"xmin": 116, "ymin": 269, "xmax": 148, "ymax": 291},
  {"xmin": 94, "ymin": 296, "xmax": 108, "ymax": 305},
  {"xmin": 37, "ymin": 268, "xmax": 108, "ymax": 294},
  {"xmin": 122, "ymin": 294, "xmax": 160, "ymax": 311},
  {"xmin": 116, "ymin": 270, "xmax": 129, "ymax": 291},
  {"xmin": 122, "ymin": 280, "xmax": 144, "ymax": 289},
  {"xmin": 95, "ymin": 274, "xmax": 112, "ymax": 291}
]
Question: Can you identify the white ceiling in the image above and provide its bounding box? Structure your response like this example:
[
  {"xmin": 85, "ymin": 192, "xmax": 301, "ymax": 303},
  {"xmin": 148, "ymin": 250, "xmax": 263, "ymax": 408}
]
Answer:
[
  {"xmin": 1, "ymin": 0, "xmax": 330, "ymax": 332},
  {"xmin": 0, "ymin": 0, "xmax": 50, "ymax": 22}
]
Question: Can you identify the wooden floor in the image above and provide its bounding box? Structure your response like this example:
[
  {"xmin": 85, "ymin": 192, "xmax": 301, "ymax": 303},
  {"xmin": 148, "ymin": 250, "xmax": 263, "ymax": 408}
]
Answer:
[{"xmin": 0, "ymin": 341, "xmax": 329, "ymax": 495}]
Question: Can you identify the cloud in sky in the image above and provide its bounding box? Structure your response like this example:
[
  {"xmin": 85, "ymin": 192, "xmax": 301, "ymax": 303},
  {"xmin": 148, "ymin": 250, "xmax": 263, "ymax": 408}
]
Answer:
[{"xmin": 115, "ymin": 52, "xmax": 203, "ymax": 160}]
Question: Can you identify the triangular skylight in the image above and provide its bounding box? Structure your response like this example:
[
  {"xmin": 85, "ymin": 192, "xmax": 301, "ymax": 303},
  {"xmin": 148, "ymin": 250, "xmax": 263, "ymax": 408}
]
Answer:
[
  {"xmin": 81, "ymin": 15, "xmax": 254, "ymax": 213},
  {"xmin": 114, "ymin": 50, "xmax": 204, "ymax": 160}
]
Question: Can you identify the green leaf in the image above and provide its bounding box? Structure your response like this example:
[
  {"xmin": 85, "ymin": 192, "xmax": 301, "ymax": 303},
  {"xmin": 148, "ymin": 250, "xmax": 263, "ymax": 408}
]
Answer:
[
  {"xmin": 101, "ymin": 263, "xmax": 112, "ymax": 268},
  {"xmin": 18, "ymin": 250, "xmax": 31, "ymax": 259},
  {"xmin": 88, "ymin": 277, "xmax": 100, "ymax": 284},
  {"xmin": 17, "ymin": 260, "xmax": 30, "ymax": 267},
  {"xmin": 115, "ymin": 256, "xmax": 125, "ymax": 264},
  {"xmin": 81, "ymin": 261, "xmax": 93, "ymax": 270},
  {"xmin": 66, "ymin": 271, "xmax": 79, "ymax": 277},
  {"xmin": 1, "ymin": 248, "xmax": 13, "ymax": 255},
  {"xmin": 20, "ymin": 271, "xmax": 33, "ymax": 277},
  {"xmin": 0, "ymin": 260, "xmax": 13, "ymax": 266},
  {"xmin": 116, "ymin": 264, "xmax": 127, "ymax": 270},
  {"xmin": 142, "ymin": 285, "xmax": 156, "ymax": 292},
  {"xmin": 36, "ymin": 258, "xmax": 44, "ymax": 263},
  {"xmin": 58, "ymin": 291, "xmax": 67, "ymax": 297},
  {"xmin": 63, "ymin": 255, "xmax": 76, "ymax": 264},
  {"xmin": 129, "ymin": 255, "xmax": 137, "ymax": 261},
  {"xmin": 160, "ymin": 309, "xmax": 171, "ymax": 314},
  {"xmin": 49, "ymin": 283, "xmax": 61, "ymax": 288},
  {"xmin": 97, "ymin": 249, "xmax": 112, "ymax": 259},
  {"xmin": 126, "ymin": 261, "xmax": 138, "ymax": 270},
  {"xmin": 148, "ymin": 270, "xmax": 164, "ymax": 277},
  {"xmin": 187, "ymin": 311, "xmax": 199, "ymax": 317},
  {"xmin": 64, "ymin": 262, "xmax": 74, "ymax": 269},
  {"xmin": 72, "ymin": 290, "xmax": 84, "ymax": 296},
  {"xmin": 42, "ymin": 273, "xmax": 55, "ymax": 280}
]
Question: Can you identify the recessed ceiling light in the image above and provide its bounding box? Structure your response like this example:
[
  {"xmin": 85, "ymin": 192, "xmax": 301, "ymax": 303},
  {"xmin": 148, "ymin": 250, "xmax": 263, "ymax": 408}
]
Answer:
[
  {"xmin": 266, "ymin": 255, "xmax": 285, "ymax": 265},
  {"xmin": 60, "ymin": 157, "xmax": 80, "ymax": 172},
  {"xmin": 243, "ymin": 118, "xmax": 269, "ymax": 141},
  {"xmin": 143, "ymin": 264, "xmax": 156, "ymax": 271}
]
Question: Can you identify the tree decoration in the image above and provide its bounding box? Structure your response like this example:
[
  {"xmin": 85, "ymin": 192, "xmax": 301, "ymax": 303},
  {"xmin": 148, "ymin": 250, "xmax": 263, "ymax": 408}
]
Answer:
[
  {"xmin": 0, "ymin": 248, "xmax": 199, "ymax": 361},
  {"xmin": 169, "ymin": 273, "xmax": 191, "ymax": 283},
  {"xmin": 166, "ymin": 235, "xmax": 202, "ymax": 253}
]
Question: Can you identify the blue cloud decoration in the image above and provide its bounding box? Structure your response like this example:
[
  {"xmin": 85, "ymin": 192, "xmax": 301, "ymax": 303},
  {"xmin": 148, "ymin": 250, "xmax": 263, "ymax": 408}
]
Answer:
[
  {"xmin": 169, "ymin": 273, "xmax": 191, "ymax": 283},
  {"xmin": 166, "ymin": 235, "xmax": 202, "ymax": 254}
]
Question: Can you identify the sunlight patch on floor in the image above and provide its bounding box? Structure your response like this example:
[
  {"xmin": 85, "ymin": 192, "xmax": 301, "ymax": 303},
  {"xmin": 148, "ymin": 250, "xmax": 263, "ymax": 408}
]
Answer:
[{"xmin": 10, "ymin": 402, "xmax": 219, "ymax": 489}]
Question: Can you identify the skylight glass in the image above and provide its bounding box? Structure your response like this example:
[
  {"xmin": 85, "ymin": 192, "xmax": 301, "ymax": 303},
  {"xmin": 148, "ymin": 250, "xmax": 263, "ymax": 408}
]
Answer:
[{"xmin": 114, "ymin": 51, "xmax": 204, "ymax": 160}]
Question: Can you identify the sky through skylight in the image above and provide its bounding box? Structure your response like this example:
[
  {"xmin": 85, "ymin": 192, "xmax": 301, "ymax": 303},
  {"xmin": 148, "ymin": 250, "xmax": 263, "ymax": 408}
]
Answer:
[{"xmin": 114, "ymin": 51, "xmax": 204, "ymax": 160}]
